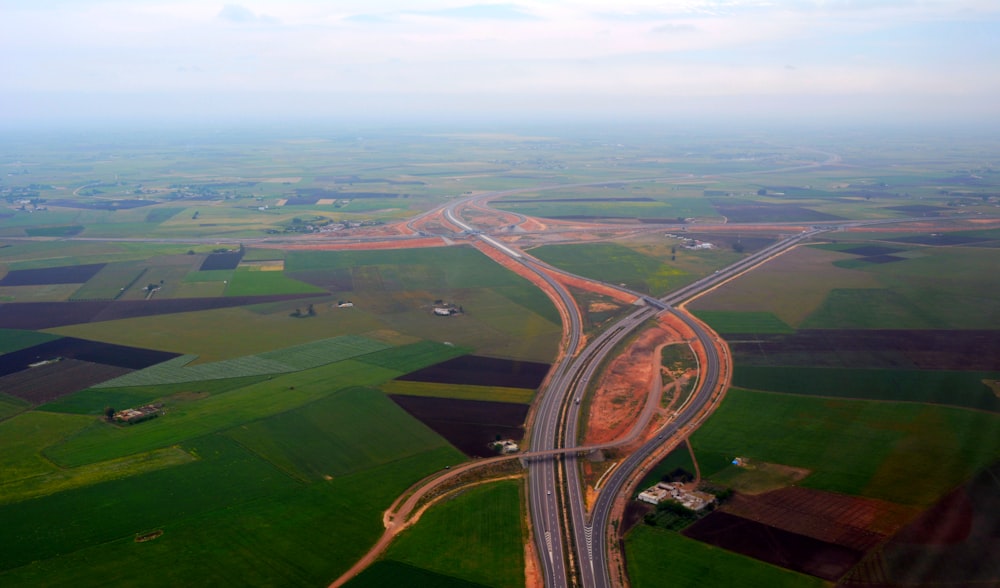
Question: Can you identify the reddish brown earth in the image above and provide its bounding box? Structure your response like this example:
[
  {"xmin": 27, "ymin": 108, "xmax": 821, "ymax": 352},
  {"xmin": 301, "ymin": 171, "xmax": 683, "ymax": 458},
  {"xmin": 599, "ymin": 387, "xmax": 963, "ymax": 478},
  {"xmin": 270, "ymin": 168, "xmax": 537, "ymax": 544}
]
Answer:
[
  {"xmin": 583, "ymin": 315, "xmax": 687, "ymax": 447},
  {"xmin": 551, "ymin": 272, "xmax": 639, "ymax": 306},
  {"xmin": 281, "ymin": 236, "xmax": 447, "ymax": 251},
  {"xmin": 683, "ymin": 511, "xmax": 864, "ymax": 581},
  {"xmin": 722, "ymin": 487, "xmax": 919, "ymax": 552}
]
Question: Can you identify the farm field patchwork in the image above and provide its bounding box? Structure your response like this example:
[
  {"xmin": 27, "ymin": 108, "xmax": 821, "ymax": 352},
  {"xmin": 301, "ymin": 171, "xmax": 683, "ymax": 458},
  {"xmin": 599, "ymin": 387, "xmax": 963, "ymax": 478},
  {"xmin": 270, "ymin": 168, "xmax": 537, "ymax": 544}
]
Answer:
[
  {"xmin": 732, "ymin": 366, "xmax": 1000, "ymax": 411},
  {"xmin": 725, "ymin": 329, "xmax": 1000, "ymax": 370},
  {"xmin": 690, "ymin": 389, "xmax": 1000, "ymax": 506},
  {"xmin": 625, "ymin": 525, "xmax": 823, "ymax": 588},
  {"xmin": 682, "ymin": 511, "xmax": 863, "ymax": 580},
  {"xmin": 380, "ymin": 380, "xmax": 535, "ymax": 404},
  {"xmin": 226, "ymin": 386, "xmax": 461, "ymax": 481},
  {"xmin": 840, "ymin": 461, "xmax": 1000, "ymax": 587},
  {"xmin": 688, "ymin": 246, "xmax": 882, "ymax": 327},
  {"xmin": 93, "ymin": 334, "xmax": 390, "ymax": 387},
  {"xmin": 398, "ymin": 354, "xmax": 549, "ymax": 389},
  {"xmin": 44, "ymin": 359, "xmax": 402, "ymax": 467},
  {"xmin": 38, "ymin": 375, "xmax": 270, "ymax": 416},
  {"xmin": 389, "ymin": 395, "xmax": 530, "ymax": 457}
]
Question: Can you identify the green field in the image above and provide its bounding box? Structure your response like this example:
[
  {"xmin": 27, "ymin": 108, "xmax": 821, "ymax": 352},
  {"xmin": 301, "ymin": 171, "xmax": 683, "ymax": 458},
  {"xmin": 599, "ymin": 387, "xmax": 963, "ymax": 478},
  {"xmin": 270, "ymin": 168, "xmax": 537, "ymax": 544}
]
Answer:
[
  {"xmin": 733, "ymin": 366, "xmax": 1000, "ymax": 411},
  {"xmin": 93, "ymin": 335, "xmax": 390, "ymax": 387},
  {"xmin": 384, "ymin": 480, "xmax": 525, "ymax": 588},
  {"xmin": 0, "ymin": 444, "xmax": 458, "ymax": 587},
  {"xmin": 224, "ymin": 266, "xmax": 326, "ymax": 296},
  {"xmin": 692, "ymin": 310, "xmax": 795, "ymax": 334},
  {"xmin": 0, "ymin": 394, "xmax": 30, "ymax": 421},
  {"xmin": 689, "ymin": 246, "xmax": 882, "ymax": 327},
  {"xmin": 227, "ymin": 387, "xmax": 461, "ymax": 481},
  {"xmin": 691, "ymin": 389, "xmax": 1000, "ymax": 505},
  {"xmin": 0, "ymin": 434, "xmax": 300, "ymax": 571},
  {"xmin": 0, "ymin": 411, "xmax": 93, "ymax": 486},
  {"xmin": 0, "ymin": 328, "xmax": 60, "ymax": 353},
  {"xmin": 39, "ymin": 376, "xmax": 271, "ymax": 416},
  {"xmin": 530, "ymin": 242, "xmax": 686, "ymax": 295},
  {"xmin": 636, "ymin": 443, "xmax": 697, "ymax": 490},
  {"xmin": 69, "ymin": 261, "xmax": 147, "ymax": 300},
  {"xmin": 344, "ymin": 561, "xmax": 492, "ymax": 588},
  {"xmin": 44, "ymin": 360, "xmax": 401, "ymax": 467},
  {"xmin": 492, "ymin": 196, "xmax": 717, "ymax": 221},
  {"xmin": 47, "ymin": 305, "xmax": 387, "ymax": 363},
  {"xmin": 625, "ymin": 525, "xmax": 823, "ymax": 588}
]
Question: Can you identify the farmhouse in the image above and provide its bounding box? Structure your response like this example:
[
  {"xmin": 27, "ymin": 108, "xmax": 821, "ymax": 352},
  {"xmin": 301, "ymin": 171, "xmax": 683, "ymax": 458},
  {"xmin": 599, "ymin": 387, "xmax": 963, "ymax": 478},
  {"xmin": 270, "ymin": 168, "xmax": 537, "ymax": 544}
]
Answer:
[
  {"xmin": 638, "ymin": 481, "xmax": 716, "ymax": 511},
  {"xmin": 114, "ymin": 403, "xmax": 163, "ymax": 425},
  {"xmin": 489, "ymin": 439, "xmax": 520, "ymax": 454}
]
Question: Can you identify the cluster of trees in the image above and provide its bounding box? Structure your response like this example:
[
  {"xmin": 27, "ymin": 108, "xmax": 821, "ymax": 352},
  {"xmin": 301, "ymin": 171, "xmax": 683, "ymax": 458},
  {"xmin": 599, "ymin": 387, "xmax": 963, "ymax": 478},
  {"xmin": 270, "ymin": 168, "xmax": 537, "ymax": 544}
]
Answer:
[{"xmin": 289, "ymin": 304, "xmax": 316, "ymax": 318}]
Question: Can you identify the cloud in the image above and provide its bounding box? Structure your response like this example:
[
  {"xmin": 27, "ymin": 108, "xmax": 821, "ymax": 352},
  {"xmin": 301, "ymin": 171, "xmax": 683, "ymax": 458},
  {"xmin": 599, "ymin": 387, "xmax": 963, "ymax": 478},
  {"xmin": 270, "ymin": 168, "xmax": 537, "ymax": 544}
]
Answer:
[
  {"xmin": 217, "ymin": 4, "xmax": 278, "ymax": 25},
  {"xmin": 409, "ymin": 4, "xmax": 540, "ymax": 21},
  {"xmin": 651, "ymin": 23, "xmax": 697, "ymax": 34}
]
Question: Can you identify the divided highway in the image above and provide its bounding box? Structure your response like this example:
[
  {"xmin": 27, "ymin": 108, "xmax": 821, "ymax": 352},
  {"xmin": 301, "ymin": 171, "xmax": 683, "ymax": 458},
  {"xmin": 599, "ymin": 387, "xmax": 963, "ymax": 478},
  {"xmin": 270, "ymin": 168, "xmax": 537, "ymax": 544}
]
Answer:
[{"xmin": 446, "ymin": 195, "xmax": 832, "ymax": 588}]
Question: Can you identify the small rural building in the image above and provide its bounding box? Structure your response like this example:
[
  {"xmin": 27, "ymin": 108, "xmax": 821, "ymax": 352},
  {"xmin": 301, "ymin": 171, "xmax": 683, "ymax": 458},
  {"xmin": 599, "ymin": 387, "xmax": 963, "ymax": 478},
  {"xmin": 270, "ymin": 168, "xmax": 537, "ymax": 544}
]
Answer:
[{"xmin": 114, "ymin": 404, "xmax": 163, "ymax": 425}]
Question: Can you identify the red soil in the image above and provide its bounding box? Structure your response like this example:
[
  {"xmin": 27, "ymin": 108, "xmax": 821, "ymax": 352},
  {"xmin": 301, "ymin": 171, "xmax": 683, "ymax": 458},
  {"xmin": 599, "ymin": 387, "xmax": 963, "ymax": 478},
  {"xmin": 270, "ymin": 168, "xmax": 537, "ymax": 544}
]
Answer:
[{"xmin": 282, "ymin": 237, "xmax": 447, "ymax": 251}]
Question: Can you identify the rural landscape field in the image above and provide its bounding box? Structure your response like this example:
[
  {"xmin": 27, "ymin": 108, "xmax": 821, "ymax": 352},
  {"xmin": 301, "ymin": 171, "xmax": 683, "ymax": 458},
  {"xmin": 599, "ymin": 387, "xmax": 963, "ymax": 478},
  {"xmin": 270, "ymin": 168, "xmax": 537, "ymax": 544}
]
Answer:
[{"xmin": 1, "ymin": 123, "xmax": 998, "ymax": 588}]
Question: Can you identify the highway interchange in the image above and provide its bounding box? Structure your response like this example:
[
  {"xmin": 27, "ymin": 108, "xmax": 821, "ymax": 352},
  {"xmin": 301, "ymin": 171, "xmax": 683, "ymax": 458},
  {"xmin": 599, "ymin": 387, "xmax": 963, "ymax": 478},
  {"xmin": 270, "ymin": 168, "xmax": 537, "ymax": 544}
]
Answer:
[{"xmin": 443, "ymin": 189, "xmax": 834, "ymax": 587}]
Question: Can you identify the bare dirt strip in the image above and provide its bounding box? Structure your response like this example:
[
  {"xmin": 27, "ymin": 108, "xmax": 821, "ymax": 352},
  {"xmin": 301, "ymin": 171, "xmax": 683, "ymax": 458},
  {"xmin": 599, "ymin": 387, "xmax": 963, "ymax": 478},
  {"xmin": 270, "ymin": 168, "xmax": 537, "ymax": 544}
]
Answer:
[
  {"xmin": 551, "ymin": 272, "xmax": 640, "ymax": 306},
  {"xmin": 280, "ymin": 236, "xmax": 448, "ymax": 251}
]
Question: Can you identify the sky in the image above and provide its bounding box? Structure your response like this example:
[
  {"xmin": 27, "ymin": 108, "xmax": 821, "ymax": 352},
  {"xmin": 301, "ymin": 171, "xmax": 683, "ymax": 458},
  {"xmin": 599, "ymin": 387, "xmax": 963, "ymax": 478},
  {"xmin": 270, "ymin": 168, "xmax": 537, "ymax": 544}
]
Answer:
[{"xmin": 2, "ymin": 0, "xmax": 999, "ymax": 127}]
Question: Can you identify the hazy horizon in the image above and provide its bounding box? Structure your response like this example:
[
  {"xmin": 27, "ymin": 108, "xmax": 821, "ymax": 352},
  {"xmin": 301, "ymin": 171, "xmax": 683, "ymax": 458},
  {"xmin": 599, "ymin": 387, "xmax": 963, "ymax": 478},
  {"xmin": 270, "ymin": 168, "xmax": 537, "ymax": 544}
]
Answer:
[{"xmin": 3, "ymin": 1, "xmax": 998, "ymax": 128}]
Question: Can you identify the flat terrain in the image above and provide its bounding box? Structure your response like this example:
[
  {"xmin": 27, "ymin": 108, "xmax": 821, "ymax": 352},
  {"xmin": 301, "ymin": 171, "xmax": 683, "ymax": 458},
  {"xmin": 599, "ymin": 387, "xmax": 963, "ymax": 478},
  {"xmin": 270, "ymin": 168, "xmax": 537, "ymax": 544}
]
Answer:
[{"xmin": 2, "ymin": 126, "xmax": 999, "ymax": 586}]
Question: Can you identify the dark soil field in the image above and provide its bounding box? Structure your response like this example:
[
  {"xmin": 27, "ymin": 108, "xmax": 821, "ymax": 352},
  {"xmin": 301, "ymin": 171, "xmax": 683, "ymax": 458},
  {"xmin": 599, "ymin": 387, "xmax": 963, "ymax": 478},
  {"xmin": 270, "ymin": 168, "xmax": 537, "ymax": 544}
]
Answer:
[
  {"xmin": 839, "ymin": 462, "xmax": 1000, "ymax": 588},
  {"xmin": 888, "ymin": 233, "xmax": 991, "ymax": 246},
  {"xmin": 0, "ymin": 294, "xmax": 317, "ymax": 329},
  {"xmin": 398, "ymin": 355, "xmax": 550, "ymax": 389},
  {"xmin": 710, "ymin": 200, "xmax": 844, "ymax": 222},
  {"xmin": 0, "ymin": 336, "xmax": 178, "ymax": 376},
  {"xmin": 621, "ymin": 501, "xmax": 655, "ymax": 536},
  {"xmin": 199, "ymin": 250, "xmax": 244, "ymax": 271},
  {"xmin": 721, "ymin": 487, "xmax": 917, "ymax": 552},
  {"xmin": 0, "ymin": 263, "xmax": 106, "ymax": 286},
  {"xmin": 683, "ymin": 511, "xmax": 864, "ymax": 581},
  {"xmin": 0, "ymin": 359, "xmax": 131, "ymax": 404},
  {"xmin": 388, "ymin": 394, "xmax": 529, "ymax": 457},
  {"xmin": 727, "ymin": 329, "xmax": 1000, "ymax": 370}
]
